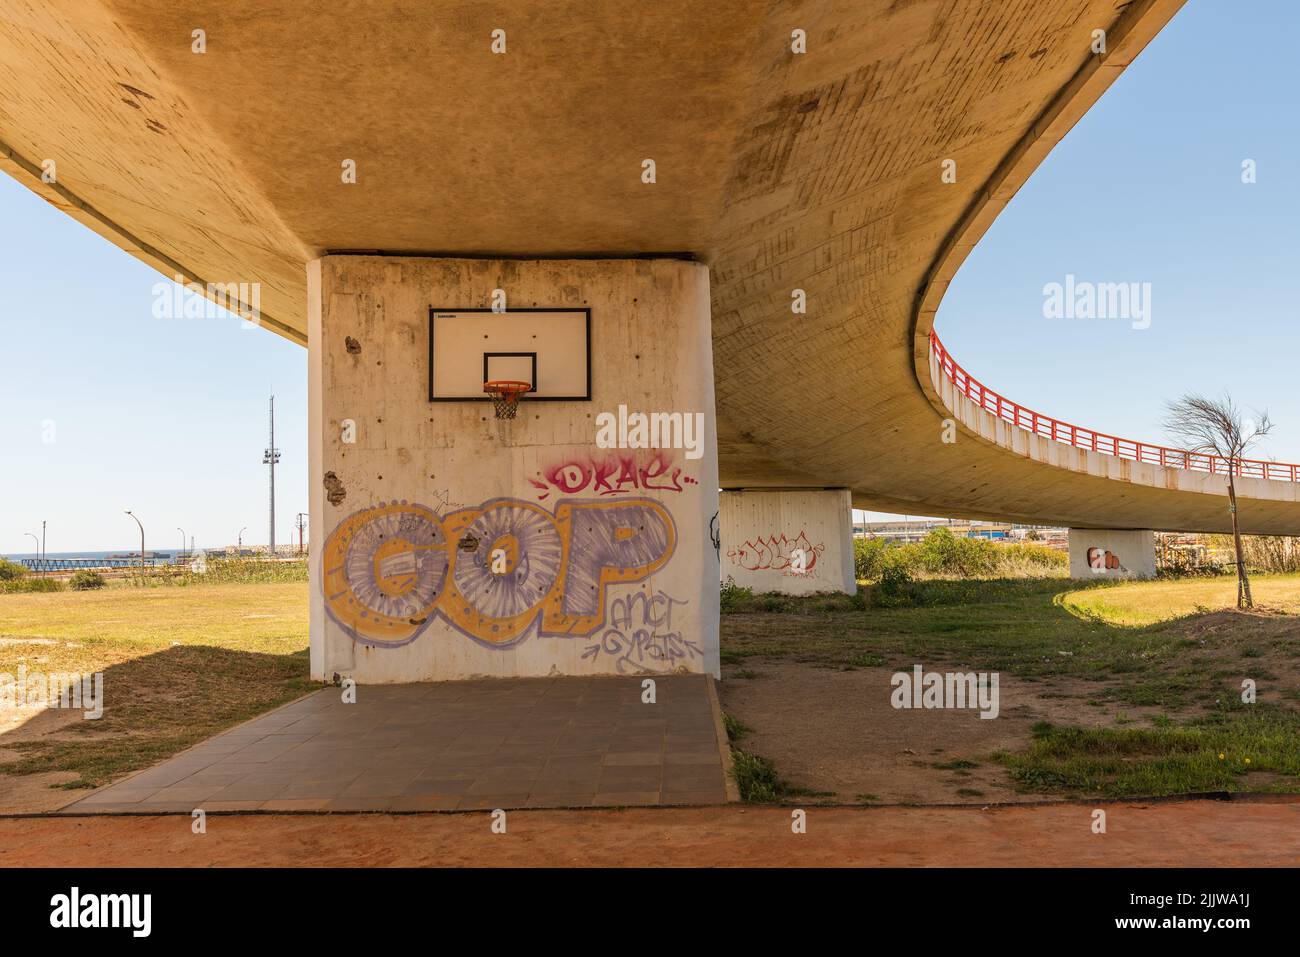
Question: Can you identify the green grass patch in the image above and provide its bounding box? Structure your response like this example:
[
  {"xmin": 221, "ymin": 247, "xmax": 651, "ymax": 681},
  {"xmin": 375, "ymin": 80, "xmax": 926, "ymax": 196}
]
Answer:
[
  {"xmin": 722, "ymin": 712, "xmax": 750, "ymax": 742},
  {"xmin": 729, "ymin": 747, "xmax": 833, "ymax": 803},
  {"xmin": 730, "ymin": 749, "xmax": 783, "ymax": 803},
  {"xmin": 995, "ymin": 707, "xmax": 1300, "ymax": 797},
  {"xmin": 1, "ymin": 577, "xmax": 64, "ymax": 594},
  {"xmin": 721, "ymin": 575, "xmax": 1300, "ymax": 709},
  {"xmin": 723, "ymin": 577, "xmax": 1155, "ymax": 678},
  {"xmin": 123, "ymin": 557, "xmax": 309, "ymax": 587}
]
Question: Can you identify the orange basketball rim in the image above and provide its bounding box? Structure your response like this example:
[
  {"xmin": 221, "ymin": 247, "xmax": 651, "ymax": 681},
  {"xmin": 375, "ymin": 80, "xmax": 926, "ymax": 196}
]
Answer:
[{"xmin": 484, "ymin": 379, "xmax": 533, "ymax": 420}]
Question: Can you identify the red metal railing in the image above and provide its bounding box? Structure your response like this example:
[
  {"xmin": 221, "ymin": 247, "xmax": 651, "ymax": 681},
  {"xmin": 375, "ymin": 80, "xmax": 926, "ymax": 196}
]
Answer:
[{"xmin": 929, "ymin": 330, "xmax": 1299, "ymax": 483}]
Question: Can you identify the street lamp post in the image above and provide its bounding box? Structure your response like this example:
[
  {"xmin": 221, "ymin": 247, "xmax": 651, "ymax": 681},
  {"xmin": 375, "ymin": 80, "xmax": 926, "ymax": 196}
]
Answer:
[
  {"xmin": 125, "ymin": 510, "xmax": 145, "ymax": 576},
  {"xmin": 237, "ymin": 527, "xmax": 247, "ymax": 556},
  {"xmin": 177, "ymin": 527, "xmax": 187, "ymax": 564},
  {"xmin": 25, "ymin": 532, "xmax": 40, "ymax": 576},
  {"xmin": 263, "ymin": 395, "xmax": 280, "ymax": 557}
]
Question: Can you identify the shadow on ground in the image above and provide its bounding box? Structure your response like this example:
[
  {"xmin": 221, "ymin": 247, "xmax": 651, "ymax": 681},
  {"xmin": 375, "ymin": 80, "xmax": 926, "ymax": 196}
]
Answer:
[{"xmin": 0, "ymin": 645, "xmax": 311, "ymax": 811}]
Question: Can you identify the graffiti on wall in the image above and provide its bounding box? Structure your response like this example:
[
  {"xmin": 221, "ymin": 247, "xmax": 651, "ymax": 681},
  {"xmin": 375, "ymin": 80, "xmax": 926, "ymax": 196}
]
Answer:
[
  {"xmin": 727, "ymin": 531, "xmax": 824, "ymax": 576},
  {"xmin": 529, "ymin": 450, "xmax": 698, "ymax": 500},
  {"xmin": 1087, "ymin": 547, "xmax": 1124, "ymax": 573},
  {"xmin": 580, "ymin": 589, "xmax": 700, "ymax": 673},
  {"xmin": 322, "ymin": 497, "xmax": 676, "ymax": 649}
]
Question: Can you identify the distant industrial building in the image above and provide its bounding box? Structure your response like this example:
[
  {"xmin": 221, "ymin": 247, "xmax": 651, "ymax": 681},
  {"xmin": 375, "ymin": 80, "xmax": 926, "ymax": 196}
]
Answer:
[{"xmin": 854, "ymin": 518, "xmax": 1066, "ymax": 546}]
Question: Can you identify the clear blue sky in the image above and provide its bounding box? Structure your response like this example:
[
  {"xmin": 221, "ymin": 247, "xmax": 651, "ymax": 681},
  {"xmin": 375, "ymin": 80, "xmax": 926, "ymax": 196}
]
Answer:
[
  {"xmin": 0, "ymin": 188, "xmax": 308, "ymax": 554},
  {"xmin": 1, "ymin": 0, "xmax": 1295, "ymax": 551}
]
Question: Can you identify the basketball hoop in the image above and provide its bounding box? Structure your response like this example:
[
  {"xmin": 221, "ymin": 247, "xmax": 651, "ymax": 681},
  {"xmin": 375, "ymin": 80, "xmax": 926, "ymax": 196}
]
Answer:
[{"xmin": 484, "ymin": 380, "xmax": 532, "ymax": 419}]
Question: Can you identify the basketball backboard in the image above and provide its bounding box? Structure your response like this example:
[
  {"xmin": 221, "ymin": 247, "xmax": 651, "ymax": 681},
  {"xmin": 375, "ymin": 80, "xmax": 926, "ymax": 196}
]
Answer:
[{"xmin": 428, "ymin": 308, "xmax": 591, "ymax": 402}]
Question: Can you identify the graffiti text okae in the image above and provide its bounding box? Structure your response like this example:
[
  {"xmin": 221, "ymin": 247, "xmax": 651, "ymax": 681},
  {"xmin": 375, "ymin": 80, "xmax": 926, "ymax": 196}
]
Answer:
[{"xmin": 530, "ymin": 450, "xmax": 698, "ymax": 500}]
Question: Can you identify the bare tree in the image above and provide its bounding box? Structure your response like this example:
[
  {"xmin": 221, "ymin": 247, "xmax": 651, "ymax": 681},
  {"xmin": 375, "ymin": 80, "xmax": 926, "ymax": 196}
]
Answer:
[{"xmin": 1163, "ymin": 393, "xmax": 1273, "ymax": 608}]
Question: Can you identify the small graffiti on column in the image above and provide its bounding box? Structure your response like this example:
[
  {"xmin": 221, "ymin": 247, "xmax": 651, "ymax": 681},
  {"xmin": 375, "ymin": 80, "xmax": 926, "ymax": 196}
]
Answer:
[
  {"xmin": 581, "ymin": 589, "xmax": 700, "ymax": 674},
  {"xmin": 1087, "ymin": 547, "xmax": 1125, "ymax": 573},
  {"xmin": 728, "ymin": 531, "xmax": 825, "ymax": 577}
]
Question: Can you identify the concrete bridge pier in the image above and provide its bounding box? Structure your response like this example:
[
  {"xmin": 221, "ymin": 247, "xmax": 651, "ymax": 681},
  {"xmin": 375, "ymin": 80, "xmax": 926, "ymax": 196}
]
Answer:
[
  {"xmin": 307, "ymin": 255, "xmax": 720, "ymax": 683},
  {"xmin": 1068, "ymin": 528, "xmax": 1156, "ymax": 579},
  {"xmin": 718, "ymin": 489, "xmax": 857, "ymax": 595}
]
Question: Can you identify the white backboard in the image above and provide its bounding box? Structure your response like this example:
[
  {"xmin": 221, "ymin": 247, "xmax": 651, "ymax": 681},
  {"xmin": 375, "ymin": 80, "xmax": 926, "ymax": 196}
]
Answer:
[{"xmin": 429, "ymin": 308, "xmax": 591, "ymax": 401}]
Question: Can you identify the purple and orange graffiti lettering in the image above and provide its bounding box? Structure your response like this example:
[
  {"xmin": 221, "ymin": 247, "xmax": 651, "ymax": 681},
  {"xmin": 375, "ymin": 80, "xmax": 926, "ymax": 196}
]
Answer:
[{"xmin": 322, "ymin": 497, "xmax": 677, "ymax": 649}]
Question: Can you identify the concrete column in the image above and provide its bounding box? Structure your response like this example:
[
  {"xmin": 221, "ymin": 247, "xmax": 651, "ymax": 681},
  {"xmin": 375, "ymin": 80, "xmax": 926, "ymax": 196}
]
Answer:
[
  {"xmin": 1068, "ymin": 528, "xmax": 1156, "ymax": 579},
  {"xmin": 719, "ymin": 489, "xmax": 856, "ymax": 595},
  {"xmin": 308, "ymin": 256, "xmax": 719, "ymax": 682}
]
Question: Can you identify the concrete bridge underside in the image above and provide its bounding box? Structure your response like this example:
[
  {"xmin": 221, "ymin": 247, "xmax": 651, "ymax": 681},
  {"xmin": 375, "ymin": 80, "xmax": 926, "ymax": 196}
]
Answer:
[{"xmin": 4, "ymin": 0, "xmax": 1293, "ymax": 535}]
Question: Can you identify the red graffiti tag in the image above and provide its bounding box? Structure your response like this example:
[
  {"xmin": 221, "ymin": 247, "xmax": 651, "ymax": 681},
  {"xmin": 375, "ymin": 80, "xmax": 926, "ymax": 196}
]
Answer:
[
  {"xmin": 727, "ymin": 531, "xmax": 824, "ymax": 575},
  {"xmin": 533, "ymin": 451, "xmax": 697, "ymax": 500}
]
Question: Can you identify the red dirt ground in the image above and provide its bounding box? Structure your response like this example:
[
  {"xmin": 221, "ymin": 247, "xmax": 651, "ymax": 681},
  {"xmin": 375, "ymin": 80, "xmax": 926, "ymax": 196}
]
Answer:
[{"xmin": 1, "ymin": 801, "xmax": 1296, "ymax": 867}]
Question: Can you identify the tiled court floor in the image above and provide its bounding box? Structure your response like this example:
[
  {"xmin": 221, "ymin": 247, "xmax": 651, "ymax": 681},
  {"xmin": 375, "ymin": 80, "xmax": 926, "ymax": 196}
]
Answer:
[{"xmin": 61, "ymin": 675, "xmax": 733, "ymax": 813}]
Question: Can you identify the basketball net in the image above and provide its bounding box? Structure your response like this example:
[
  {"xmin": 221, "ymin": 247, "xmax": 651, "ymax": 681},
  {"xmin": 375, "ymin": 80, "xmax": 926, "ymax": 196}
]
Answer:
[{"xmin": 484, "ymin": 380, "xmax": 531, "ymax": 420}]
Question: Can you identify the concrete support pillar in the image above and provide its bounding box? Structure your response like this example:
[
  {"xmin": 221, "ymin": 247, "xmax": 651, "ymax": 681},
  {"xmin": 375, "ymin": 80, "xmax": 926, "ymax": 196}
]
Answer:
[
  {"xmin": 1068, "ymin": 528, "xmax": 1156, "ymax": 579},
  {"xmin": 719, "ymin": 489, "xmax": 856, "ymax": 595},
  {"xmin": 308, "ymin": 256, "xmax": 719, "ymax": 682}
]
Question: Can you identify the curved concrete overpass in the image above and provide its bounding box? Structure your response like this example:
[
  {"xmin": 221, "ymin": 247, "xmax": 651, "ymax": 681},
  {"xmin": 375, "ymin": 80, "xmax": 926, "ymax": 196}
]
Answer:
[{"xmin": 2, "ymin": 0, "xmax": 1294, "ymax": 534}]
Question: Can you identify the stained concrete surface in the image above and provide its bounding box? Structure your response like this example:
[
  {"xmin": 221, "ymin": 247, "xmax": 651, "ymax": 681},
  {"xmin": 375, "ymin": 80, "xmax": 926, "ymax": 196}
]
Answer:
[{"xmin": 61, "ymin": 676, "xmax": 731, "ymax": 813}]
